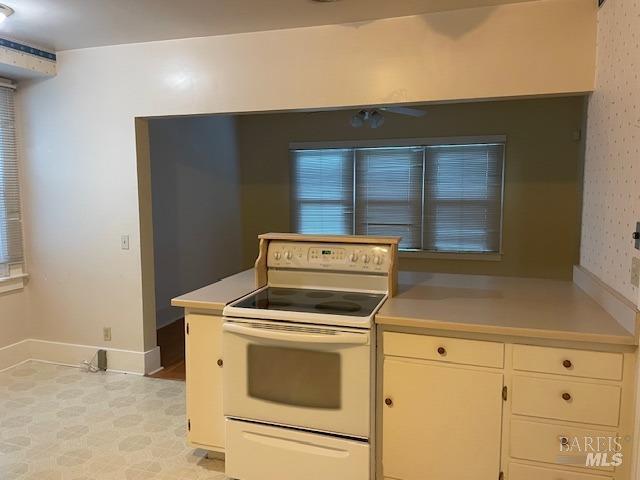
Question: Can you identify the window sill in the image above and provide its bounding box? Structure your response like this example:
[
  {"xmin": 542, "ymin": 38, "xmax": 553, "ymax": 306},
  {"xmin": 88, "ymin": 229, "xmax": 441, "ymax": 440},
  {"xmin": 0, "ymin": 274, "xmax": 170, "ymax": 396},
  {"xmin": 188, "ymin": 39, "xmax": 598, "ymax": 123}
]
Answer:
[
  {"xmin": 0, "ymin": 273, "xmax": 29, "ymax": 294},
  {"xmin": 399, "ymin": 250, "xmax": 502, "ymax": 262}
]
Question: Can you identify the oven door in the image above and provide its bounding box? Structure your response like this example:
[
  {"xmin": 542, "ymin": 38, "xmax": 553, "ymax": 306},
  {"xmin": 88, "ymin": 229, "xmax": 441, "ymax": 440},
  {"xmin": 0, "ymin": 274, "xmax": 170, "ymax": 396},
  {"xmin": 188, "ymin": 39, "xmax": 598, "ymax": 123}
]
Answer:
[{"xmin": 222, "ymin": 319, "xmax": 371, "ymax": 438}]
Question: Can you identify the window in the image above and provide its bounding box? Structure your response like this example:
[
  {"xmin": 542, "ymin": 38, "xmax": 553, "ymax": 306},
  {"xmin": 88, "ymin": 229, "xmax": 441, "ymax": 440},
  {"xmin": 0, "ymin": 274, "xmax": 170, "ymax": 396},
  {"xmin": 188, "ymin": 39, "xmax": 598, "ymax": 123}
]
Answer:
[
  {"xmin": 355, "ymin": 147, "xmax": 423, "ymax": 249},
  {"xmin": 291, "ymin": 148, "xmax": 353, "ymax": 236},
  {"xmin": 290, "ymin": 139, "xmax": 504, "ymax": 254},
  {"xmin": 424, "ymin": 144, "xmax": 504, "ymax": 253},
  {"xmin": 0, "ymin": 84, "xmax": 24, "ymax": 283}
]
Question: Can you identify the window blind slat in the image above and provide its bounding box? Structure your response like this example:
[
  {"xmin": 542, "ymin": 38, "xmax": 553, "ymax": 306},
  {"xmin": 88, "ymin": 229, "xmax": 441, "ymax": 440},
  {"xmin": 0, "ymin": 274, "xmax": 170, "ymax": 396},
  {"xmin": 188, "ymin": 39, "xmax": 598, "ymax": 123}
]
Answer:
[
  {"xmin": 354, "ymin": 147, "xmax": 423, "ymax": 250},
  {"xmin": 290, "ymin": 149, "xmax": 354, "ymax": 236},
  {"xmin": 423, "ymin": 144, "xmax": 504, "ymax": 253},
  {"xmin": 0, "ymin": 86, "xmax": 23, "ymax": 268},
  {"xmin": 290, "ymin": 142, "xmax": 504, "ymax": 254}
]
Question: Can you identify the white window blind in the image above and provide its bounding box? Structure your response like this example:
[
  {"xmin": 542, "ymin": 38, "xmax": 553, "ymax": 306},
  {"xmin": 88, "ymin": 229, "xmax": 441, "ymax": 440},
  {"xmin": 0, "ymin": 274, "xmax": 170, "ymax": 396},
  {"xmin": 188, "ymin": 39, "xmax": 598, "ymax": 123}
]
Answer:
[
  {"xmin": 424, "ymin": 144, "xmax": 504, "ymax": 253},
  {"xmin": 0, "ymin": 86, "xmax": 23, "ymax": 275},
  {"xmin": 355, "ymin": 147, "xmax": 423, "ymax": 249},
  {"xmin": 291, "ymin": 148, "xmax": 354, "ymax": 235},
  {"xmin": 290, "ymin": 141, "xmax": 504, "ymax": 254}
]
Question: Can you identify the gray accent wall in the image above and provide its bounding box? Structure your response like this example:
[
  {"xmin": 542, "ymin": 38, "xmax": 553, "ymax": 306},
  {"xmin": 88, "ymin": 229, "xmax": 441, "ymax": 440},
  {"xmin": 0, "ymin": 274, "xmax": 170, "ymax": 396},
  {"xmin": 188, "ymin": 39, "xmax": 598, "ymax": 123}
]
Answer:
[
  {"xmin": 237, "ymin": 97, "xmax": 586, "ymax": 280},
  {"xmin": 149, "ymin": 116, "xmax": 243, "ymax": 328}
]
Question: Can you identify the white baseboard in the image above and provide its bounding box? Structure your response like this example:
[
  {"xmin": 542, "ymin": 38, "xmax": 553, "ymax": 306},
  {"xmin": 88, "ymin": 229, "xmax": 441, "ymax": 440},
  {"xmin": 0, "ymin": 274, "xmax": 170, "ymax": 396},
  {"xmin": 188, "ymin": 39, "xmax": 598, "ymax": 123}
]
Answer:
[
  {"xmin": 143, "ymin": 345, "xmax": 162, "ymax": 375},
  {"xmin": 0, "ymin": 339, "xmax": 31, "ymax": 372},
  {"xmin": 0, "ymin": 339, "xmax": 162, "ymax": 375},
  {"xmin": 573, "ymin": 265, "xmax": 639, "ymax": 335}
]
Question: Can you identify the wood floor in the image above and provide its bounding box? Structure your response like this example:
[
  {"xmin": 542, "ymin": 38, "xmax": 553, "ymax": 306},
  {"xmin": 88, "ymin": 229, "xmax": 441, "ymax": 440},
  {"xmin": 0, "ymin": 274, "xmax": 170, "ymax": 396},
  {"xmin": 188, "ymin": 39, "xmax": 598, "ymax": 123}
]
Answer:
[{"xmin": 150, "ymin": 317, "xmax": 186, "ymax": 381}]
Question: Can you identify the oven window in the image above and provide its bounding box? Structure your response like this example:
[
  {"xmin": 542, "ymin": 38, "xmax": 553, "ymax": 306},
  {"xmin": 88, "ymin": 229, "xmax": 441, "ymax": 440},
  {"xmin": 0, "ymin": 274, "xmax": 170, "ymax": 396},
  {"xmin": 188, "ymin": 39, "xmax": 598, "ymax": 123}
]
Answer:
[{"xmin": 247, "ymin": 345, "xmax": 341, "ymax": 409}]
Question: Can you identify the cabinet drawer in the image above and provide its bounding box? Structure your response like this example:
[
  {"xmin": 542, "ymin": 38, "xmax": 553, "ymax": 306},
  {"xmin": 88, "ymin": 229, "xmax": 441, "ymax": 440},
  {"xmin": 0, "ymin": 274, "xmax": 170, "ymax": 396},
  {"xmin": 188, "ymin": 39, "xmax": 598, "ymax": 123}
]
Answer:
[
  {"xmin": 513, "ymin": 345, "xmax": 623, "ymax": 381},
  {"xmin": 226, "ymin": 419, "xmax": 369, "ymax": 480},
  {"xmin": 512, "ymin": 376, "xmax": 621, "ymax": 427},
  {"xmin": 509, "ymin": 462, "xmax": 612, "ymax": 480},
  {"xmin": 510, "ymin": 419, "xmax": 617, "ymax": 472},
  {"xmin": 384, "ymin": 332, "xmax": 504, "ymax": 368}
]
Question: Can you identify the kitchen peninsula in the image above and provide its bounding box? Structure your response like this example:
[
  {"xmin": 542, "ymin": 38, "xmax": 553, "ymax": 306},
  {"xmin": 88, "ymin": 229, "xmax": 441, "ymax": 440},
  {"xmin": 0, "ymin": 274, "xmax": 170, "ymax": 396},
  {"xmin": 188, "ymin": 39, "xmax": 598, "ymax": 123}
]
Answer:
[{"xmin": 173, "ymin": 265, "xmax": 639, "ymax": 480}]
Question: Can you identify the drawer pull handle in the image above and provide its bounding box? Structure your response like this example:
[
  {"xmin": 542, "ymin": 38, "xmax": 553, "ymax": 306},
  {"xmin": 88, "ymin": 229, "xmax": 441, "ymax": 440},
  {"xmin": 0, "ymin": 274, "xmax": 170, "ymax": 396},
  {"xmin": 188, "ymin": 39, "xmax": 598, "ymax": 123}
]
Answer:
[
  {"xmin": 384, "ymin": 397, "xmax": 393, "ymax": 407},
  {"xmin": 562, "ymin": 392, "xmax": 572, "ymax": 401},
  {"xmin": 562, "ymin": 359, "xmax": 573, "ymax": 369},
  {"xmin": 437, "ymin": 347, "xmax": 447, "ymax": 356},
  {"xmin": 217, "ymin": 358, "xmax": 223, "ymax": 367}
]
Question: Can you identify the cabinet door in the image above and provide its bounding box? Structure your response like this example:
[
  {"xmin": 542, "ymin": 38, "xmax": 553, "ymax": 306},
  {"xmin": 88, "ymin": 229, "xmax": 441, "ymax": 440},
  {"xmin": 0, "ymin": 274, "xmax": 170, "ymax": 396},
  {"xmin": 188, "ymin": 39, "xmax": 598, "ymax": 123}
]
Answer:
[
  {"xmin": 185, "ymin": 313, "xmax": 224, "ymax": 450},
  {"xmin": 383, "ymin": 358, "xmax": 504, "ymax": 480}
]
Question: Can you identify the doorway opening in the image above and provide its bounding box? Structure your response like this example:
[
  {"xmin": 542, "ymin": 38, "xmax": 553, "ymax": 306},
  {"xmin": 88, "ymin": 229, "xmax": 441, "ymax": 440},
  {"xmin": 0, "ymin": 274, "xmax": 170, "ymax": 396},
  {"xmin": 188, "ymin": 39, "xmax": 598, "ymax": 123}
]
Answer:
[{"xmin": 135, "ymin": 96, "xmax": 585, "ymax": 380}]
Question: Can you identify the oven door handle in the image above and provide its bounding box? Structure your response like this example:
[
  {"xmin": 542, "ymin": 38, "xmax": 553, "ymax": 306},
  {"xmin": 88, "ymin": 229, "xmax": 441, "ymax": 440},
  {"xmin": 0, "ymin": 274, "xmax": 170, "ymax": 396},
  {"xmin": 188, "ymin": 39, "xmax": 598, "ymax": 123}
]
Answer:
[{"xmin": 222, "ymin": 322, "xmax": 369, "ymax": 345}]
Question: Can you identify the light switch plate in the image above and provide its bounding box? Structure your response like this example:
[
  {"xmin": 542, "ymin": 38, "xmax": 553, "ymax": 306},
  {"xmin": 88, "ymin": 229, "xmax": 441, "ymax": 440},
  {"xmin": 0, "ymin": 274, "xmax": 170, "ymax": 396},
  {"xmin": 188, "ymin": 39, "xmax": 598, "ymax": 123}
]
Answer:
[
  {"xmin": 632, "ymin": 258, "xmax": 640, "ymax": 288},
  {"xmin": 103, "ymin": 327, "xmax": 112, "ymax": 342},
  {"xmin": 121, "ymin": 235, "xmax": 130, "ymax": 250}
]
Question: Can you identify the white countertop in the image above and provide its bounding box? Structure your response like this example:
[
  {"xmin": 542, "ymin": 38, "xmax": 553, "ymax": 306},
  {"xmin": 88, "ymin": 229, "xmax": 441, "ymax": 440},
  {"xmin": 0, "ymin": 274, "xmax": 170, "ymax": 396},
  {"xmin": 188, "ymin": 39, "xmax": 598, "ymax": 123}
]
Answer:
[
  {"xmin": 172, "ymin": 269, "xmax": 638, "ymax": 346},
  {"xmin": 171, "ymin": 269, "xmax": 257, "ymax": 314},
  {"xmin": 377, "ymin": 271, "xmax": 637, "ymax": 345}
]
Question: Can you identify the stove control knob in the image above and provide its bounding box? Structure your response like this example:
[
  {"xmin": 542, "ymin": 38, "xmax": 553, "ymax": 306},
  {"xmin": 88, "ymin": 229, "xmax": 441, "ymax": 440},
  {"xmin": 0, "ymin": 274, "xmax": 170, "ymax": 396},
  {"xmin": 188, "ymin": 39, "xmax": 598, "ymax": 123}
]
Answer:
[
  {"xmin": 285, "ymin": 251, "xmax": 293, "ymax": 260},
  {"xmin": 349, "ymin": 253, "xmax": 358, "ymax": 263},
  {"xmin": 274, "ymin": 251, "xmax": 282, "ymax": 260},
  {"xmin": 374, "ymin": 256, "xmax": 383, "ymax": 265},
  {"xmin": 362, "ymin": 254, "xmax": 370, "ymax": 264}
]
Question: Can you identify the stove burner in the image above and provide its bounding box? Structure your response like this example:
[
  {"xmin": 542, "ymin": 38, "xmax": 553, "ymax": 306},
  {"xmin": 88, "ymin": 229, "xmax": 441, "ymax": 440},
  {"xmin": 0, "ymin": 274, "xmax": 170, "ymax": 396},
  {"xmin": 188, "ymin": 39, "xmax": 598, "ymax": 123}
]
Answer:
[
  {"xmin": 270, "ymin": 288, "xmax": 296, "ymax": 296},
  {"xmin": 342, "ymin": 293, "xmax": 372, "ymax": 302},
  {"xmin": 305, "ymin": 291, "xmax": 333, "ymax": 299},
  {"xmin": 315, "ymin": 301, "xmax": 362, "ymax": 314}
]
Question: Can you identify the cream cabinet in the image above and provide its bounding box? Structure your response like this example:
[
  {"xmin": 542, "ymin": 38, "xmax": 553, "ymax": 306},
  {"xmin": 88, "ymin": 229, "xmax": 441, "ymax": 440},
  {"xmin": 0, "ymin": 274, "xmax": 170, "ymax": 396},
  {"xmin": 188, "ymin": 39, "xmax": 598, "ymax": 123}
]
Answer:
[
  {"xmin": 185, "ymin": 313, "xmax": 225, "ymax": 452},
  {"xmin": 506, "ymin": 344, "xmax": 634, "ymax": 480},
  {"xmin": 382, "ymin": 333, "xmax": 505, "ymax": 480},
  {"xmin": 381, "ymin": 332, "xmax": 635, "ymax": 480}
]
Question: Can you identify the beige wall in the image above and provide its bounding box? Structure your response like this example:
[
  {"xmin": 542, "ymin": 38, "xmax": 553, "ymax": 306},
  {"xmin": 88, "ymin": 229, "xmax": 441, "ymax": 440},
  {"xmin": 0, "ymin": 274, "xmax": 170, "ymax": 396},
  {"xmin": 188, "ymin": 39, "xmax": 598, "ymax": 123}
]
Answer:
[
  {"xmin": 581, "ymin": 0, "xmax": 640, "ymax": 306},
  {"xmin": 0, "ymin": 290, "xmax": 29, "ymax": 348},
  {"xmin": 238, "ymin": 97, "xmax": 586, "ymax": 280},
  {"xmin": 148, "ymin": 116, "xmax": 244, "ymax": 328},
  {"xmin": 15, "ymin": 0, "xmax": 595, "ymax": 353}
]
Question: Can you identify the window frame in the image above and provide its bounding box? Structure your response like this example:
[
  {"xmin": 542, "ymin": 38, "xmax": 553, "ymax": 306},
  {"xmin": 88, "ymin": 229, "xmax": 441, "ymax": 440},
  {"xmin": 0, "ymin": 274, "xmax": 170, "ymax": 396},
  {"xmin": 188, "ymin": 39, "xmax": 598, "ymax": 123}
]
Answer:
[
  {"xmin": 354, "ymin": 146, "xmax": 425, "ymax": 250},
  {"xmin": 290, "ymin": 148, "xmax": 355, "ymax": 236},
  {"xmin": 0, "ymin": 81, "xmax": 27, "ymax": 292},
  {"xmin": 290, "ymin": 136, "xmax": 506, "ymax": 260}
]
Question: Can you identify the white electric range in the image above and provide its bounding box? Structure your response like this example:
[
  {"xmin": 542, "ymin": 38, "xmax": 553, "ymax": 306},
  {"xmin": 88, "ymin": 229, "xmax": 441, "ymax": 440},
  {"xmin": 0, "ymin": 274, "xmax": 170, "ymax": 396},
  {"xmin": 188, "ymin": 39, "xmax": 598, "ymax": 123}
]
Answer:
[{"xmin": 222, "ymin": 239, "xmax": 394, "ymax": 480}]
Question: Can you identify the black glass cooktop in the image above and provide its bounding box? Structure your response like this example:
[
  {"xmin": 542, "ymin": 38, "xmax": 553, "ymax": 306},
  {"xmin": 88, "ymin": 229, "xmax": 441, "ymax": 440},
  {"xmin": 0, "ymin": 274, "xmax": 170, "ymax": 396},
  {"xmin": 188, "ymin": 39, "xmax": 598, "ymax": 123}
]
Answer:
[{"xmin": 232, "ymin": 287, "xmax": 385, "ymax": 317}]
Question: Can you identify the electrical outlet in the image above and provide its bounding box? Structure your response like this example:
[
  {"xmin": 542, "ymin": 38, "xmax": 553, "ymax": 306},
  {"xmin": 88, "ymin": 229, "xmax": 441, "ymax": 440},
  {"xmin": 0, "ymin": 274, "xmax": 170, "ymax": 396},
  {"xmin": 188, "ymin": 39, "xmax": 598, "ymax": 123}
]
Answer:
[
  {"xmin": 631, "ymin": 258, "xmax": 640, "ymax": 288},
  {"xmin": 121, "ymin": 235, "xmax": 130, "ymax": 250},
  {"xmin": 103, "ymin": 327, "xmax": 112, "ymax": 342}
]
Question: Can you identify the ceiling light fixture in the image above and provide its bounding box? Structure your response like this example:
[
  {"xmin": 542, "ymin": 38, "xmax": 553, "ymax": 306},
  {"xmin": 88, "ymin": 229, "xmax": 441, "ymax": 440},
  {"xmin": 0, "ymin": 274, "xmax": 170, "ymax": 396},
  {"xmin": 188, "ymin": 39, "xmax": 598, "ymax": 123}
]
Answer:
[
  {"xmin": 368, "ymin": 110, "xmax": 385, "ymax": 129},
  {"xmin": 350, "ymin": 110, "xmax": 367, "ymax": 128},
  {"xmin": 0, "ymin": 4, "xmax": 14, "ymax": 24},
  {"xmin": 350, "ymin": 109, "xmax": 385, "ymax": 129}
]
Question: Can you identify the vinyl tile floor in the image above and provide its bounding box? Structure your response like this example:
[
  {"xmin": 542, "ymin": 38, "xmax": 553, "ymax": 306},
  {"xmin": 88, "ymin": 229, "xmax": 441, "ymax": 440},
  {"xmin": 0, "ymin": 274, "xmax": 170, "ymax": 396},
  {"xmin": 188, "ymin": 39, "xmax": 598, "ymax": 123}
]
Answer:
[{"xmin": 0, "ymin": 361, "xmax": 225, "ymax": 480}]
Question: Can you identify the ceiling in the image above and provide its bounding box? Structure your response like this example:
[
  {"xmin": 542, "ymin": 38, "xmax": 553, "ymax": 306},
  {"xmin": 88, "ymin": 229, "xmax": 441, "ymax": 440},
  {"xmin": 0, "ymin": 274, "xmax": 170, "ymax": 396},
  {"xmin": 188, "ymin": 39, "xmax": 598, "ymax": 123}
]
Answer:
[{"xmin": 0, "ymin": 0, "xmax": 541, "ymax": 52}]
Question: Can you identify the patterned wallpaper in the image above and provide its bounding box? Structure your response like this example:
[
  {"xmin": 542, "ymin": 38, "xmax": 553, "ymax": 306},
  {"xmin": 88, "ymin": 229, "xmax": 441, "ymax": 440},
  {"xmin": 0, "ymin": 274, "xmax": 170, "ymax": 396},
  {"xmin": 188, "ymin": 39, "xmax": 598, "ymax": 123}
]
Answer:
[{"xmin": 581, "ymin": 0, "xmax": 640, "ymax": 305}]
